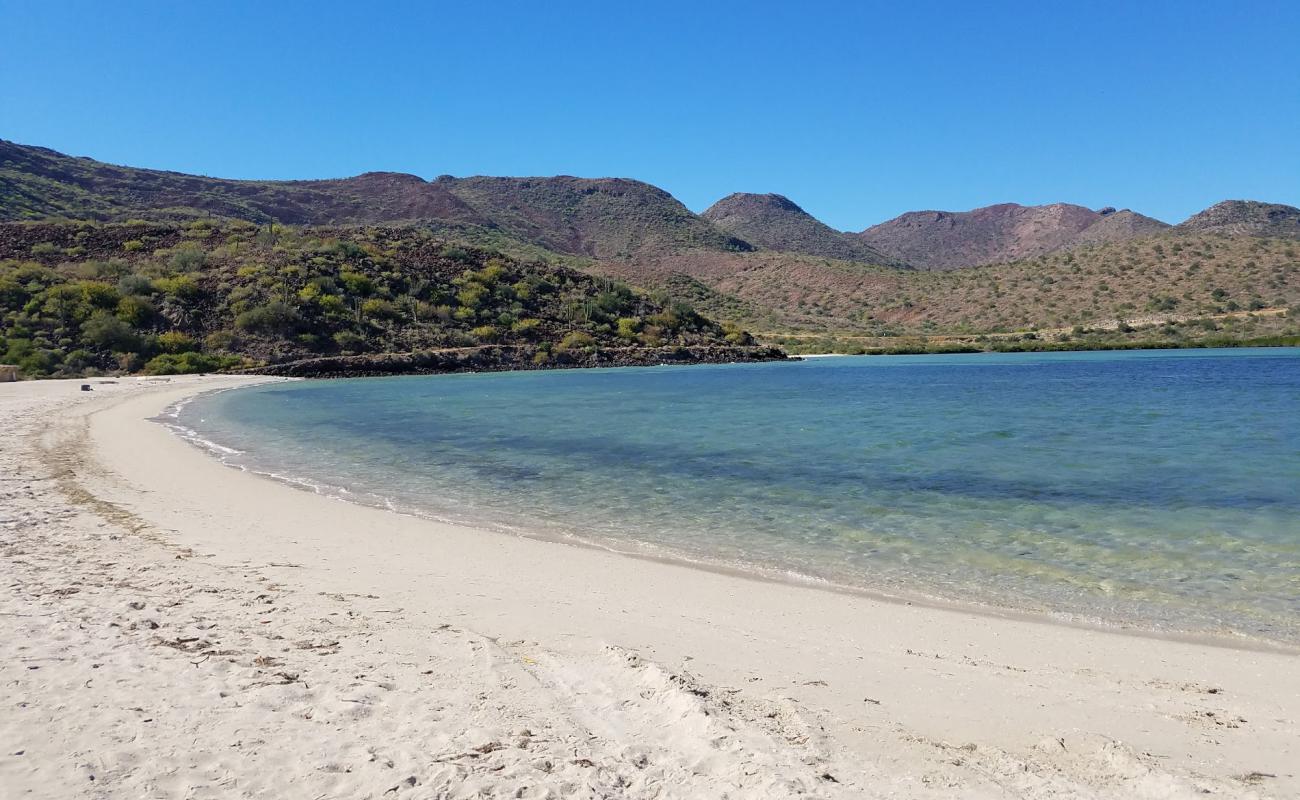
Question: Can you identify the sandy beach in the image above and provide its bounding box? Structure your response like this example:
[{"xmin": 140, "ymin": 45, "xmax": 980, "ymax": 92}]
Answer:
[{"xmin": 2, "ymin": 375, "xmax": 1297, "ymax": 799}]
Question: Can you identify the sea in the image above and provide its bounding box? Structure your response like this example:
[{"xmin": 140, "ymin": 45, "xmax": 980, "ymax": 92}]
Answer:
[{"xmin": 173, "ymin": 348, "xmax": 1300, "ymax": 645}]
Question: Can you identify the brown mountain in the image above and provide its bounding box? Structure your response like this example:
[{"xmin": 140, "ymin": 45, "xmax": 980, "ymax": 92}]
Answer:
[
  {"xmin": 1175, "ymin": 200, "xmax": 1300, "ymax": 237},
  {"xmin": 0, "ymin": 140, "xmax": 750, "ymax": 260},
  {"xmin": 439, "ymin": 176, "xmax": 749, "ymax": 260},
  {"xmin": 3, "ymin": 138, "xmax": 1295, "ymax": 352},
  {"xmin": 856, "ymin": 203, "xmax": 1169, "ymax": 270},
  {"xmin": 0, "ymin": 141, "xmax": 487, "ymax": 226},
  {"xmin": 1068, "ymin": 208, "xmax": 1172, "ymax": 247},
  {"xmin": 701, "ymin": 192, "xmax": 898, "ymax": 264}
]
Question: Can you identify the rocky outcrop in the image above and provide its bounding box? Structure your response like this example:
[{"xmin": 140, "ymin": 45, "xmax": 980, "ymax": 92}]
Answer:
[
  {"xmin": 240, "ymin": 345, "xmax": 791, "ymax": 379},
  {"xmin": 1176, "ymin": 200, "xmax": 1300, "ymax": 237}
]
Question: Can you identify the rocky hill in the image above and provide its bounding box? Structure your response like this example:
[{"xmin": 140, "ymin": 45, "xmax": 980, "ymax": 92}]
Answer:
[
  {"xmin": 439, "ymin": 176, "xmax": 750, "ymax": 260},
  {"xmin": 0, "ymin": 220, "xmax": 780, "ymax": 379},
  {"xmin": 594, "ymin": 231, "xmax": 1299, "ymax": 349},
  {"xmin": 856, "ymin": 203, "xmax": 1170, "ymax": 270},
  {"xmin": 702, "ymin": 193, "xmax": 898, "ymax": 264},
  {"xmin": 2, "ymin": 139, "xmax": 1296, "ymax": 356},
  {"xmin": 1068, "ymin": 208, "xmax": 1171, "ymax": 247},
  {"xmin": 1175, "ymin": 200, "xmax": 1300, "ymax": 237},
  {"xmin": 0, "ymin": 141, "xmax": 750, "ymax": 262},
  {"xmin": 0, "ymin": 141, "xmax": 484, "ymax": 226}
]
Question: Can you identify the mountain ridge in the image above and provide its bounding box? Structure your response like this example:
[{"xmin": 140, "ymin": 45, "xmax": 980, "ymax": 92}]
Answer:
[
  {"xmin": 701, "ymin": 192, "xmax": 900, "ymax": 264},
  {"xmin": 856, "ymin": 202, "xmax": 1174, "ymax": 270},
  {"xmin": 5, "ymin": 139, "xmax": 1297, "ymax": 273}
]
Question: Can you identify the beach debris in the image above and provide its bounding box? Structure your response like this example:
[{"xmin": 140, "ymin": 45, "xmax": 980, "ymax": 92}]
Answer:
[
  {"xmin": 156, "ymin": 635, "xmax": 208, "ymax": 652},
  {"xmin": 80, "ymin": 384, "xmax": 92, "ymax": 391}
]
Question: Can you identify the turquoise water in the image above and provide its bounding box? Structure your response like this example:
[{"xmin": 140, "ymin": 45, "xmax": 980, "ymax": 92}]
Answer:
[{"xmin": 178, "ymin": 348, "xmax": 1300, "ymax": 644}]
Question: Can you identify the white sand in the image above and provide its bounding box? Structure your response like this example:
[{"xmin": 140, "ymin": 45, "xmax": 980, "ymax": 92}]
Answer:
[{"xmin": 2, "ymin": 375, "xmax": 1297, "ymax": 799}]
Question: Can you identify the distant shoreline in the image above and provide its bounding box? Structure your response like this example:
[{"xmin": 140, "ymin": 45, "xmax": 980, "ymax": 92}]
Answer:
[{"xmin": 775, "ymin": 335, "xmax": 1300, "ymax": 358}]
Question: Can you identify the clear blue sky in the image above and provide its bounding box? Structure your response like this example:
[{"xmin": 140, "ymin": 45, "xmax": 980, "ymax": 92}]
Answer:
[{"xmin": 3, "ymin": 0, "xmax": 1297, "ymax": 229}]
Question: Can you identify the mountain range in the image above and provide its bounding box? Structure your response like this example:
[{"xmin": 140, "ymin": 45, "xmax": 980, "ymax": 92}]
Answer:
[
  {"xmin": 6, "ymin": 140, "xmax": 1299, "ymax": 270},
  {"xmin": 2, "ymin": 139, "xmax": 1297, "ymax": 353}
]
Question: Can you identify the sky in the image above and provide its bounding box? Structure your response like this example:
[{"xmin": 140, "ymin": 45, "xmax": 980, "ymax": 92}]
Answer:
[{"xmin": 2, "ymin": 0, "xmax": 1297, "ymax": 230}]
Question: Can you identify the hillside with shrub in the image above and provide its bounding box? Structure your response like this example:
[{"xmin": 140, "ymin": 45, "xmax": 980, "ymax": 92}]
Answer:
[
  {"xmin": 3, "ymin": 139, "xmax": 1297, "ymax": 360},
  {"xmin": 591, "ymin": 233, "xmax": 1299, "ymax": 350},
  {"xmin": 0, "ymin": 141, "xmax": 751, "ymax": 262},
  {"xmin": 701, "ymin": 193, "xmax": 897, "ymax": 263},
  {"xmin": 0, "ymin": 220, "xmax": 777, "ymax": 379}
]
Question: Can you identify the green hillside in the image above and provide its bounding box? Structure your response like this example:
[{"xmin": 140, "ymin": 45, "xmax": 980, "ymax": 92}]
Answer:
[{"xmin": 0, "ymin": 220, "xmax": 776, "ymax": 379}]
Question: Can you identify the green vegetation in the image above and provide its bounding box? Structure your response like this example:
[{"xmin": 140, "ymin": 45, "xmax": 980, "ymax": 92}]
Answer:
[
  {"xmin": 0, "ymin": 221, "xmax": 756, "ymax": 379},
  {"xmin": 765, "ymin": 310, "xmax": 1297, "ymax": 356},
  {"xmin": 611, "ymin": 234, "xmax": 1299, "ymax": 351},
  {"xmin": 2, "ymin": 140, "xmax": 1296, "ymax": 362}
]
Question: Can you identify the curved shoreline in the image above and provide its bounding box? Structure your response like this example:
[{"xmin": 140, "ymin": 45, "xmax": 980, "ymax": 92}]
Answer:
[
  {"xmin": 5, "ymin": 374, "xmax": 1299, "ymax": 797},
  {"xmin": 172, "ymin": 376, "xmax": 1298, "ymax": 655}
]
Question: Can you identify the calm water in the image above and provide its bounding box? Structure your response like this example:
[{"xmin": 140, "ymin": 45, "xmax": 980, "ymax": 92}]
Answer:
[{"xmin": 177, "ymin": 349, "xmax": 1300, "ymax": 644}]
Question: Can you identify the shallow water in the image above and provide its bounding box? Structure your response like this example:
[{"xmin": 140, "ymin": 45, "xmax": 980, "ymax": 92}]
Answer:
[{"xmin": 179, "ymin": 348, "xmax": 1300, "ymax": 643}]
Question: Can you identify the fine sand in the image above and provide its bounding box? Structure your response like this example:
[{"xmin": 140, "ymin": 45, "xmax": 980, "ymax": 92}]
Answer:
[{"xmin": 2, "ymin": 375, "xmax": 1297, "ymax": 799}]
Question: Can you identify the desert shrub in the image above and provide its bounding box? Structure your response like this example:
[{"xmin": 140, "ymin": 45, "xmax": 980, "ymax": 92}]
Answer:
[
  {"xmin": 3, "ymin": 337, "xmax": 34, "ymax": 363},
  {"xmin": 339, "ymin": 271, "xmax": 375, "ymax": 297},
  {"xmin": 18, "ymin": 348, "xmax": 60, "ymax": 376},
  {"xmin": 142, "ymin": 351, "xmax": 224, "ymax": 375},
  {"xmin": 470, "ymin": 325, "xmax": 499, "ymax": 342},
  {"xmin": 638, "ymin": 325, "xmax": 665, "ymax": 347},
  {"xmin": 511, "ymin": 318, "xmax": 542, "ymax": 338},
  {"xmin": 316, "ymin": 294, "xmax": 347, "ymax": 315},
  {"xmin": 441, "ymin": 246, "xmax": 474, "ymax": 264},
  {"xmin": 329, "ymin": 240, "xmax": 368, "ymax": 261},
  {"xmin": 153, "ymin": 274, "xmax": 202, "ymax": 301},
  {"xmin": 596, "ymin": 286, "xmax": 636, "ymax": 316},
  {"xmin": 168, "ymin": 245, "xmax": 208, "ymax": 272},
  {"xmin": 235, "ymin": 301, "xmax": 301, "ymax": 335},
  {"xmin": 157, "ymin": 331, "xmax": 196, "ymax": 354},
  {"xmin": 721, "ymin": 321, "xmax": 752, "ymax": 345},
  {"xmin": 205, "ymin": 330, "xmax": 237, "ymax": 351},
  {"xmin": 456, "ymin": 284, "xmax": 487, "ymax": 309},
  {"xmin": 557, "ymin": 331, "xmax": 596, "ymax": 351},
  {"xmin": 360, "ymin": 298, "xmax": 400, "ymax": 321},
  {"xmin": 116, "ymin": 273, "xmax": 155, "ymax": 296},
  {"xmin": 616, "ymin": 317, "xmax": 640, "ymax": 340},
  {"xmin": 333, "ymin": 330, "xmax": 367, "ymax": 353},
  {"xmin": 63, "ymin": 349, "xmax": 97, "ymax": 370},
  {"xmin": 82, "ymin": 312, "xmax": 141, "ymax": 352},
  {"xmin": 115, "ymin": 295, "xmax": 157, "ymax": 326}
]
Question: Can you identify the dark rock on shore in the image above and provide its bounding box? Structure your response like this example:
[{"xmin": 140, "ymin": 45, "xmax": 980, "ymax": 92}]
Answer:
[{"xmin": 239, "ymin": 345, "xmax": 792, "ymax": 379}]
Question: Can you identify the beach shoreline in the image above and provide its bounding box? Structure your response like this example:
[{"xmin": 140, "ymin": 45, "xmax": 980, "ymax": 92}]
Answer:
[
  {"xmin": 161, "ymin": 380, "xmax": 1300, "ymax": 656},
  {"xmin": 3, "ymin": 375, "xmax": 1298, "ymax": 798}
]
